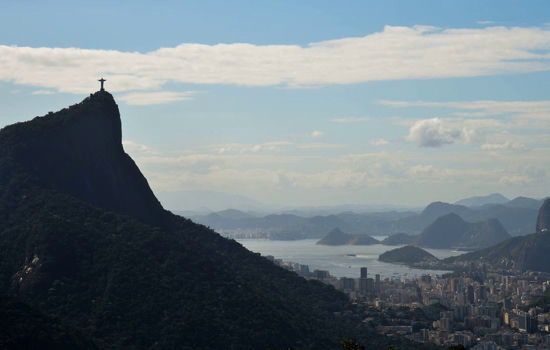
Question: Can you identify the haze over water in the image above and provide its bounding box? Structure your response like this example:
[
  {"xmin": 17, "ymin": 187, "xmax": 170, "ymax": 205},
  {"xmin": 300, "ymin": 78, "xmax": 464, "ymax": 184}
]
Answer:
[{"xmin": 239, "ymin": 238, "xmax": 466, "ymax": 279}]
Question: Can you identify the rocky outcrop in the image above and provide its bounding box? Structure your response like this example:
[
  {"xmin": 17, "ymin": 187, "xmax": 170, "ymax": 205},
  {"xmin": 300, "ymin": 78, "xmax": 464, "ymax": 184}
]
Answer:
[
  {"xmin": 537, "ymin": 198, "xmax": 550, "ymax": 232},
  {"xmin": 0, "ymin": 91, "xmax": 165, "ymax": 226}
]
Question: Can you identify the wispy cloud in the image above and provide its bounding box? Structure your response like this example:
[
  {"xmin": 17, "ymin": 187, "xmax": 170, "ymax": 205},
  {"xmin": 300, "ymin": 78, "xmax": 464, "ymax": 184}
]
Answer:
[
  {"xmin": 481, "ymin": 142, "xmax": 530, "ymax": 154},
  {"xmin": 297, "ymin": 143, "xmax": 346, "ymax": 149},
  {"xmin": 370, "ymin": 139, "xmax": 389, "ymax": 146},
  {"xmin": 477, "ymin": 21, "xmax": 494, "ymax": 25},
  {"xmin": 380, "ymin": 100, "xmax": 550, "ymax": 120},
  {"xmin": 215, "ymin": 141, "xmax": 293, "ymax": 154},
  {"xmin": 311, "ymin": 131, "xmax": 325, "ymax": 138},
  {"xmin": 32, "ymin": 90, "xmax": 54, "ymax": 95},
  {"xmin": 2, "ymin": 25, "xmax": 550, "ymax": 93},
  {"xmin": 118, "ymin": 91, "xmax": 198, "ymax": 105},
  {"xmin": 122, "ymin": 140, "xmax": 157, "ymax": 155},
  {"xmin": 331, "ymin": 117, "xmax": 371, "ymax": 123}
]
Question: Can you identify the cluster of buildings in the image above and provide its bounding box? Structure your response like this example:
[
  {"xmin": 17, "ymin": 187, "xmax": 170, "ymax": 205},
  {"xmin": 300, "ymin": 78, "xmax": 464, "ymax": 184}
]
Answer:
[{"xmin": 268, "ymin": 255, "xmax": 550, "ymax": 349}]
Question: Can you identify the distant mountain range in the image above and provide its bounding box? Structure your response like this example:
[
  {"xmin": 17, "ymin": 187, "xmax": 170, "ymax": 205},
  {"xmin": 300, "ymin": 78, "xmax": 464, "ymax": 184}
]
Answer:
[
  {"xmin": 453, "ymin": 193, "xmax": 509, "ymax": 207},
  {"xmin": 444, "ymin": 231, "xmax": 550, "ymax": 272},
  {"xmin": 443, "ymin": 199, "xmax": 550, "ymax": 272},
  {"xmin": 380, "ymin": 199, "xmax": 550, "ymax": 273},
  {"xmin": 157, "ymin": 190, "xmax": 272, "ymax": 213},
  {"xmin": 316, "ymin": 228, "xmax": 379, "ymax": 246},
  {"xmin": 190, "ymin": 194, "xmax": 544, "ymax": 239}
]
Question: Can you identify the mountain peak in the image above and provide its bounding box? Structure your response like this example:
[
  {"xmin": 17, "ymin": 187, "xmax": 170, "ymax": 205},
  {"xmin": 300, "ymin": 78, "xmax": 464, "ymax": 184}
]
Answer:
[
  {"xmin": 537, "ymin": 198, "xmax": 550, "ymax": 232},
  {"xmin": 454, "ymin": 193, "xmax": 509, "ymax": 207},
  {"xmin": 0, "ymin": 93, "xmax": 165, "ymax": 226}
]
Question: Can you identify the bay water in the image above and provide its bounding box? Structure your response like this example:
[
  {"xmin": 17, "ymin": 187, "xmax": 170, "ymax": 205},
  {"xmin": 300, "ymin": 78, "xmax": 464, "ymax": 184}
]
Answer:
[{"xmin": 238, "ymin": 237, "xmax": 466, "ymax": 280}]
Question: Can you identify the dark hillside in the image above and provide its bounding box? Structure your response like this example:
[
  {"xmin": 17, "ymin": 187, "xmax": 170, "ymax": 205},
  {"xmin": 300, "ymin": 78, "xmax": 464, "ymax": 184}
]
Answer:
[
  {"xmin": 443, "ymin": 231, "xmax": 550, "ymax": 272},
  {"xmin": 0, "ymin": 295, "xmax": 97, "ymax": 349},
  {"xmin": 0, "ymin": 91, "xmax": 429, "ymax": 349},
  {"xmin": 445, "ymin": 200, "xmax": 550, "ymax": 272},
  {"xmin": 0, "ymin": 91, "xmax": 164, "ymax": 227}
]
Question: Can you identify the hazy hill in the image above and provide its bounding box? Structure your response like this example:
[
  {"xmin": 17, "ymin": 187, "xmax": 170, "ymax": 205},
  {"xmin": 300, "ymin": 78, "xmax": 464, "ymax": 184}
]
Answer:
[
  {"xmin": 465, "ymin": 204, "xmax": 537, "ymax": 235},
  {"xmin": 381, "ymin": 233, "xmax": 416, "ymax": 245},
  {"xmin": 214, "ymin": 208, "xmax": 257, "ymax": 220},
  {"xmin": 316, "ymin": 228, "xmax": 379, "ymax": 246},
  {"xmin": 454, "ymin": 193, "xmax": 509, "ymax": 207},
  {"xmin": 379, "ymin": 246, "xmax": 438, "ymax": 265},
  {"xmin": 443, "ymin": 199, "xmax": 550, "ymax": 273},
  {"xmin": 414, "ymin": 213, "xmax": 511, "ymax": 249},
  {"xmin": 394, "ymin": 200, "xmax": 537, "ymax": 236},
  {"xmin": 191, "ymin": 197, "xmax": 539, "ymax": 238},
  {"xmin": 504, "ymin": 196, "xmax": 545, "ymax": 210},
  {"xmin": 419, "ymin": 202, "xmax": 473, "ymax": 223},
  {"xmin": 444, "ymin": 230, "xmax": 550, "ymax": 272},
  {"xmin": 157, "ymin": 189, "xmax": 270, "ymax": 212},
  {"xmin": 392, "ymin": 202, "xmax": 473, "ymax": 233},
  {"xmin": 0, "ymin": 91, "xmax": 409, "ymax": 349}
]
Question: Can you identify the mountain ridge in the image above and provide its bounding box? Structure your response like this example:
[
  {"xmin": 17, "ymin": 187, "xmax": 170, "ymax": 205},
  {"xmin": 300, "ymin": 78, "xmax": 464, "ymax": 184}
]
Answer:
[
  {"xmin": 316, "ymin": 228, "xmax": 379, "ymax": 246},
  {"xmin": 0, "ymin": 91, "xmax": 165, "ymax": 227},
  {"xmin": 414, "ymin": 213, "xmax": 511, "ymax": 249},
  {"xmin": 0, "ymin": 91, "xmax": 399, "ymax": 349},
  {"xmin": 453, "ymin": 193, "xmax": 509, "ymax": 207}
]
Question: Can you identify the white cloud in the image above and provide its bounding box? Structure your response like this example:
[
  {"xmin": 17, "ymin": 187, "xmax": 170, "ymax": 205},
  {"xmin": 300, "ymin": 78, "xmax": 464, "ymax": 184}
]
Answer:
[
  {"xmin": 380, "ymin": 100, "xmax": 550, "ymax": 121},
  {"xmin": 2, "ymin": 25, "xmax": 550, "ymax": 93},
  {"xmin": 481, "ymin": 142, "xmax": 530, "ymax": 157},
  {"xmin": 498, "ymin": 175, "xmax": 533, "ymax": 186},
  {"xmin": 213, "ymin": 141, "xmax": 293, "ymax": 154},
  {"xmin": 297, "ymin": 143, "xmax": 346, "ymax": 149},
  {"xmin": 311, "ymin": 131, "xmax": 324, "ymax": 138},
  {"xmin": 406, "ymin": 118, "xmax": 463, "ymax": 147},
  {"xmin": 477, "ymin": 21, "xmax": 494, "ymax": 25},
  {"xmin": 407, "ymin": 164, "xmax": 452, "ymax": 178},
  {"xmin": 122, "ymin": 140, "xmax": 157, "ymax": 155},
  {"xmin": 118, "ymin": 91, "xmax": 198, "ymax": 105},
  {"xmin": 331, "ymin": 117, "xmax": 371, "ymax": 123},
  {"xmin": 370, "ymin": 139, "xmax": 389, "ymax": 146},
  {"xmin": 32, "ymin": 90, "xmax": 54, "ymax": 95}
]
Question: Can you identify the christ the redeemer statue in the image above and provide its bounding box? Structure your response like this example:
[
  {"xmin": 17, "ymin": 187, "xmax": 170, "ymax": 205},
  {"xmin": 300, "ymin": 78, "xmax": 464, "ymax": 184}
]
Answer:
[{"xmin": 98, "ymin": 78, "xmax": 106, "ymax": 91}]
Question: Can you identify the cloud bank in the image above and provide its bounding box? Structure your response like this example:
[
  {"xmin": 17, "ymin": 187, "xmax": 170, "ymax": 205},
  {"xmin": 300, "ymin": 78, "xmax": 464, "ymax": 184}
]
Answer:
[{"xmin": 1, "ymin": 25, "xmax": 550, "ymax": 95}]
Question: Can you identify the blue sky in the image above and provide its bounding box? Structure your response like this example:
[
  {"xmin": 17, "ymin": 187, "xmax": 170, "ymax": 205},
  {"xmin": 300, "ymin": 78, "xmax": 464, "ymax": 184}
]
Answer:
[{"xmin": 1, "ymin": 0, "xmax": 550, "ymax": 209}]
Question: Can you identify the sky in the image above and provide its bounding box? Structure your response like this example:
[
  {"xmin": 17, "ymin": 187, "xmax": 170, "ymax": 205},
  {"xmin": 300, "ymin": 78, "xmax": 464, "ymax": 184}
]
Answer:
[{"xmin": 1, "ymin": 0, "xmax": 550, "ymax": 209}]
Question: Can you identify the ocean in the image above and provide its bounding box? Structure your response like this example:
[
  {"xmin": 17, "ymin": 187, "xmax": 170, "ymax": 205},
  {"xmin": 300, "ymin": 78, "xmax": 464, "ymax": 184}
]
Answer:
[{"xmin": 238, "ymin": 237, "xmax": 466, "ymax": 280}]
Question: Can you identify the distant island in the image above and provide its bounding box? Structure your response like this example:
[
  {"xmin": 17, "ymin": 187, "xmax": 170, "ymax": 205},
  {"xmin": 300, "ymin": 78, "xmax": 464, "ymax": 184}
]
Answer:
[
  {"xmin": 316, "ymin": 228, "xmax": 379, "ymax": 245},
  {"xmin": 379, "ymin": 246, "xmax": 438, "ymax": 265}
]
